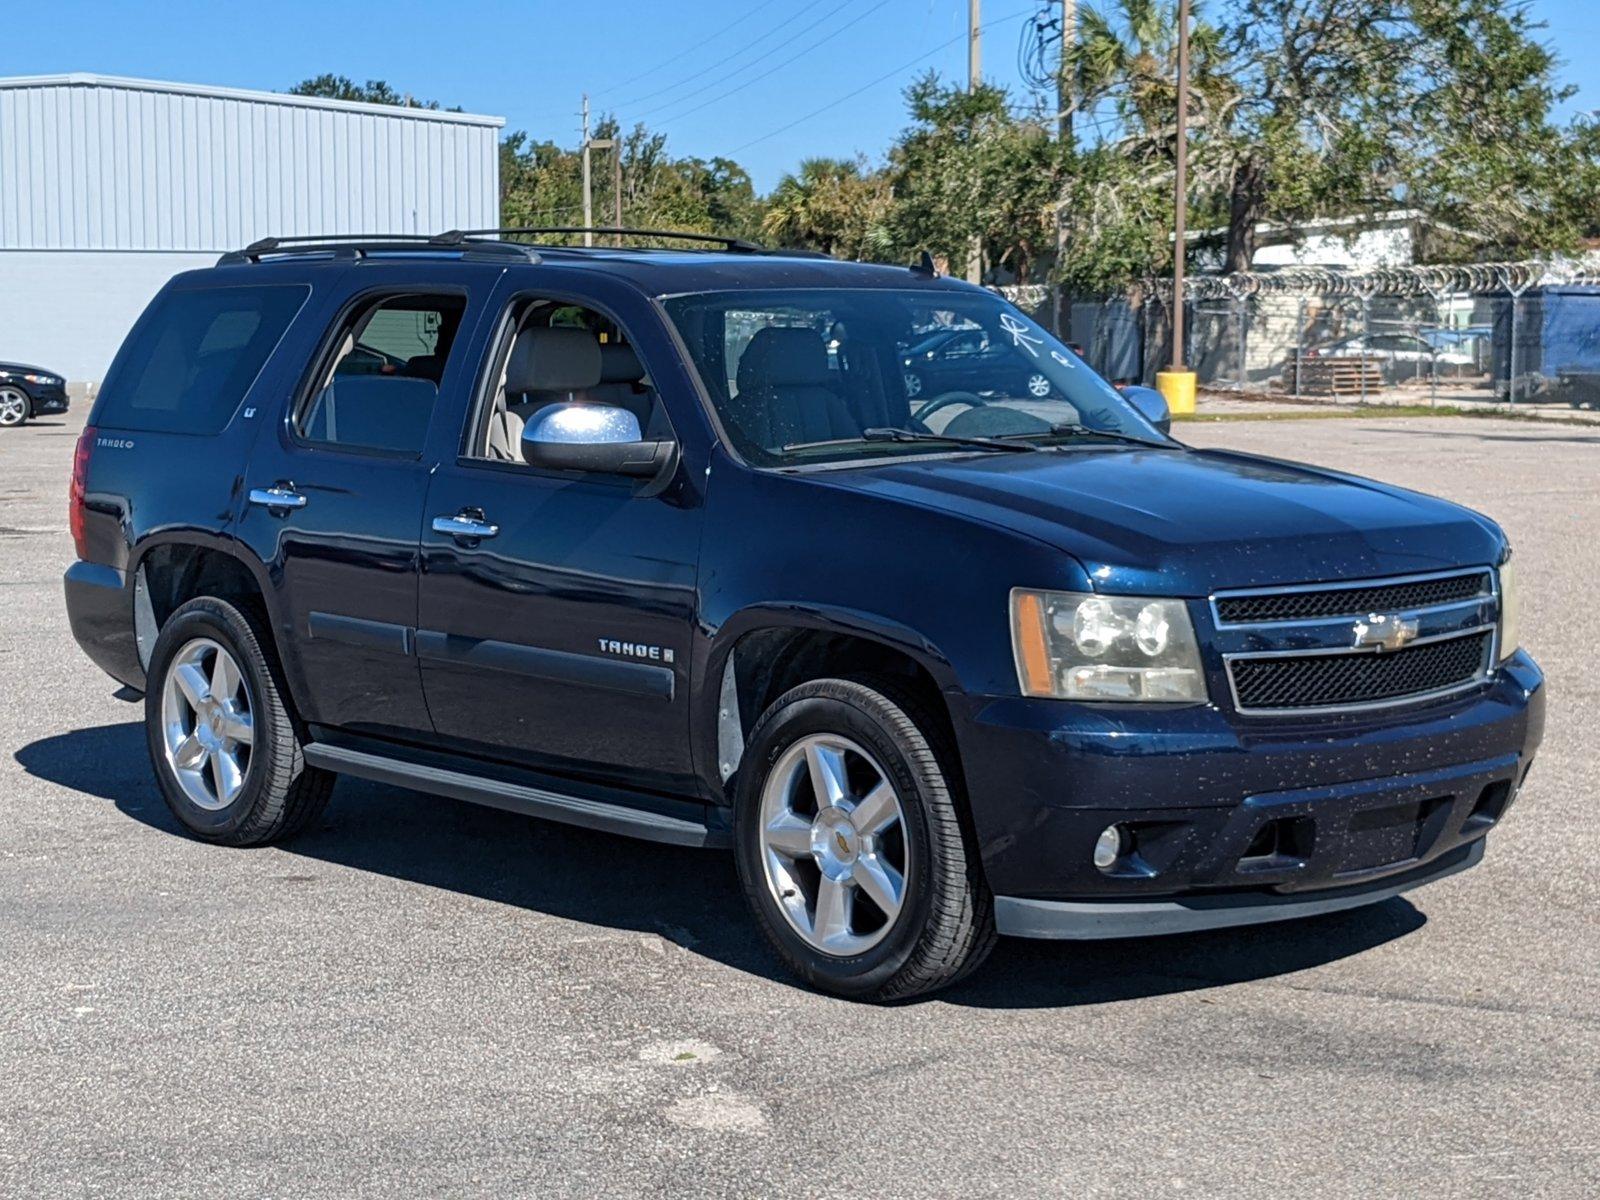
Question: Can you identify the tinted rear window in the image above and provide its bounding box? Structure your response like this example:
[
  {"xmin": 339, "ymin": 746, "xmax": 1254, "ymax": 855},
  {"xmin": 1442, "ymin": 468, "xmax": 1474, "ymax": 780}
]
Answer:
[{"xmin": 96, "ymin": 285, "xmax": 309, "ymax": 434}]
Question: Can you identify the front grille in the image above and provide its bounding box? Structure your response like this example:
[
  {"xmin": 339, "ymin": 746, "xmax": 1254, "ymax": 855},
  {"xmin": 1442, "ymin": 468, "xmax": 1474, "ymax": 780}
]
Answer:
[
  {"xmin": 1215, "ymin": 571, "xmax": 1491, "ymax": 624},
  {"xmin": 1229, "ymin": 631, "xmax": 1492, "ymax": 712}
]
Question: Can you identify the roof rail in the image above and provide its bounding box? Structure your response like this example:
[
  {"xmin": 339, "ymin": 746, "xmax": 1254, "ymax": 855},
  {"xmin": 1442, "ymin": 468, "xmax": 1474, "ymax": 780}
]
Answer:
[
  {"xmin": 217, "ymin": 233, "xmax": 541, "ymax": 266},
  {"xmin": 439, "ymin": 226, "xmax": 771, "ymax": 254}
]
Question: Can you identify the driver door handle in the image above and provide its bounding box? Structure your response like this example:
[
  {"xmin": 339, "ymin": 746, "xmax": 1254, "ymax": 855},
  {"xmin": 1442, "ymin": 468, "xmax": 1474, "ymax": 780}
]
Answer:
[
  {"xmin": 432, "ymin": 510, "xmax": 499, "ymax": 541},
  {"xmin": 248, "ymin": 484, "xmax": 308, "ymax": 511}
]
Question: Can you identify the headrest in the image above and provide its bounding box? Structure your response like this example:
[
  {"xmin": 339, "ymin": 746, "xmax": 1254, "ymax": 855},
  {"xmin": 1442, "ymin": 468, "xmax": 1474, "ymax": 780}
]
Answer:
[
  {"xmin": 599, "ymin": 341, "xmax": 645, "ymax": 385},
  {"xmin": 736, "ymin": 326, "xmax": 829, "ymax": 392},
  {"xmin": 506, "ymin": 327, "xmax": 602, "ymax": 394}
]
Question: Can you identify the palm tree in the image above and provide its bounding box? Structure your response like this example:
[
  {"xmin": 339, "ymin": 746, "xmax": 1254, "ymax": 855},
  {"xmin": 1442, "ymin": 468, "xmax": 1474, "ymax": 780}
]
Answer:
[{"xmin": 761, "ymin": 158, "xmax": 891, "ymax": 260}]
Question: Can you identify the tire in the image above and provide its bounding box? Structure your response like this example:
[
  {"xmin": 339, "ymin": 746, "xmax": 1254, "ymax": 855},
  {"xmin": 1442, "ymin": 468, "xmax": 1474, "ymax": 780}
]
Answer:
[
  {"xmin": 1026, "ymin": 372, "xmax": 1052, "ymax": 398},
  {"xmin": 734, "ymin": 677, "xmax": 995, "ymax": 1001},
  {"xmin": 144, "ymin": 596, "xmax": 333, "ymax": 846},
  {"xmin": 0, "ymin": 386, "xmax": 30, "ymax": 428}
]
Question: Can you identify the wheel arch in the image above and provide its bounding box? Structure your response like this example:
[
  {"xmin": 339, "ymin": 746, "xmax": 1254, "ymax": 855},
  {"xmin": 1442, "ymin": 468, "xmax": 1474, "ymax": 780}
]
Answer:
[
  {"xmin": 696, "ymin": 605, "xmax": 964, "ymax": 804},
  {"xmin": 129, "ymin": 535, "xmax": 297, "ymax": 688}
]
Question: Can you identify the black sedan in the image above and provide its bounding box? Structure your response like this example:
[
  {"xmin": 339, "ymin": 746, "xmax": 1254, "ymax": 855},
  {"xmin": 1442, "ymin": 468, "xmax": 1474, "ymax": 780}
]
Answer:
[
  {"xmin": 899, "ymin": 327, "xmax": 1055, "ymax": 402},
  {"xmin": 0, "ymin": 363, "xmax": 69, "ymax": 428}
]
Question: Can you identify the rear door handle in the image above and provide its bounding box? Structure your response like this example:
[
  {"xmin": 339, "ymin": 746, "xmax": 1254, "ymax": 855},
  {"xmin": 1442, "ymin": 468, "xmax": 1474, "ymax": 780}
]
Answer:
[
  {"xmin": 432, "ymin": 511, "xmax": 499, "ymax": 541},
  {"xmin": 248, "ymin": 484, "xmax": 308, "ymax": 511}
]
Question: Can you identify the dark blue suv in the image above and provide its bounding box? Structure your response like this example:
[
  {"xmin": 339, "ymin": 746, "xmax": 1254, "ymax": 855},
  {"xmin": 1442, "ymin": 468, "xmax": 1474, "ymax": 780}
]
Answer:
[{"xmin": 64, "ymin": 230, "xmax": 1544, "ymax": 999}]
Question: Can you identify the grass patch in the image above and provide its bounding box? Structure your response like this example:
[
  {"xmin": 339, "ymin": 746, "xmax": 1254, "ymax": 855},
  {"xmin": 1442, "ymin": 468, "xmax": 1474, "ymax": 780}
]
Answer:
[{"xmin": 1175, "ymin": 404, "xmax": 1471, "ymax": 423}]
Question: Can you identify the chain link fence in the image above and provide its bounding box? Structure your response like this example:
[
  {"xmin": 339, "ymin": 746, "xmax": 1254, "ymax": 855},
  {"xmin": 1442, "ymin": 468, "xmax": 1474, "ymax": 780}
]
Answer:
[{"xmin": 1000, "ymin": 262, "xmax": 1600, "ymax": 410}]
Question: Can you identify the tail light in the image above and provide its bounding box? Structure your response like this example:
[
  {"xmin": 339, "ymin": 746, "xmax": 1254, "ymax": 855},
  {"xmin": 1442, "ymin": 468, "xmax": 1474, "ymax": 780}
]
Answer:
[
  {"xmin": 1303, "ymin": 348, "xmax": 1320, "ymax": 359},
  {"xmin": 70, "ymin": 426, "xmax": 94, "ymax": 560}
]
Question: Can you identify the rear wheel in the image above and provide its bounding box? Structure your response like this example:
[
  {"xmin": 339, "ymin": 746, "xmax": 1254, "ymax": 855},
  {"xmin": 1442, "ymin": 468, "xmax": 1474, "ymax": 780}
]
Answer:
[
  {"xmin": 734, "ymin": 677, "xmax": 995, "ymax": 1000},
  {"xmin": 0, "ymin": 386, "xmax": 29, "ymax": 427},
  {"xmin": 145, "ymin": 596, "xmax": 333, "ymax": 845}
]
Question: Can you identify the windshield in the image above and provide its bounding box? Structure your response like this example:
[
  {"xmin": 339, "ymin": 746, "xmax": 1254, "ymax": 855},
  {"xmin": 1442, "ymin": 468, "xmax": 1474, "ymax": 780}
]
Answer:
[{"xmin": 662, "ymin": 287, "xmax": 1165, "ymax": 466}]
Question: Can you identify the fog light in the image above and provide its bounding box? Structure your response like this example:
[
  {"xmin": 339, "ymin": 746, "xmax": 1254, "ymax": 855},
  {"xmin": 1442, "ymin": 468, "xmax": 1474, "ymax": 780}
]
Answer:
[{"xmin": 1093, "ymin": 824, "xmax": 1124, "ymax": 871}]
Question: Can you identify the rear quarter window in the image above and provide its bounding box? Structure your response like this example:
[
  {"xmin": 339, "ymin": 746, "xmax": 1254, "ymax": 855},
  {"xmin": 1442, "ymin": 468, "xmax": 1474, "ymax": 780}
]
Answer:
[{"xmin": 95, "ymin": 285, "xmax": 309, "ymax": 434}]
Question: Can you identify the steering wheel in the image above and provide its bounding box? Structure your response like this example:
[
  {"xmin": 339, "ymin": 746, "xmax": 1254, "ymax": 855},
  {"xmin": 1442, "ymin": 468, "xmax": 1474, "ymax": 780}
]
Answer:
[{"xmin": 911, "ymin": 390, "xmax": 987, "ymax": 427}]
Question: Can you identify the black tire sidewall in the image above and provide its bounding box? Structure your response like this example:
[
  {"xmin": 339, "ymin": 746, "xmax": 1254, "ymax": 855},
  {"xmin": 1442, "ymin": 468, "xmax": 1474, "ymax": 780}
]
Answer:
[
  {"xmin": 734, "ymin": 685, "xmax": 943, "ymax": 998},
  {"xmin": 144, "ymin": 599, "xmax": 277, "ymax": 841}
]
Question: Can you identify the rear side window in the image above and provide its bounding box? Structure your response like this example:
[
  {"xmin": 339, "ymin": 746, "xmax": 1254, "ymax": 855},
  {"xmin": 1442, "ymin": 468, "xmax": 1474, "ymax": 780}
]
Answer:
[
  {"xmin": 295, "ymin": 293, "xmax": 465, "ymax": 455},
  {"xmin": 97, "ymin": 285, "xmax": 308, "ymax": 434}
]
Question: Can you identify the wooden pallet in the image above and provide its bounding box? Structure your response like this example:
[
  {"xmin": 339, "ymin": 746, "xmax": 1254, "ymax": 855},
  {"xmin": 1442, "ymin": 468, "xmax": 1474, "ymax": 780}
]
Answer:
[{"xmin": 1287, "ymin": 357, "xmax": 1388, "ymax": 396}]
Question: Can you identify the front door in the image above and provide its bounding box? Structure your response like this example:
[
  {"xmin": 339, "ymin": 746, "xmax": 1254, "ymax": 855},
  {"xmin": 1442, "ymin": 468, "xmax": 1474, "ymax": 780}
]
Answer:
[
  {"xmin": 415, "ymin": 287, "xmax": 701, "ymax": 793},
  {"xmin": 237, "ymin": 274, "xmax": 483, "ymax": 742}
]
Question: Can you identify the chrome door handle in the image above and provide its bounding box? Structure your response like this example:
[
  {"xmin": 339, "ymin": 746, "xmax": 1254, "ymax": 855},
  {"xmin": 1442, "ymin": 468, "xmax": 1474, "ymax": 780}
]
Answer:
[
  {"xmin": 248, "ymin": 485, "xmax": 308, "ymax": 511},
  {"xmin": 432, "ymin": 513, "xmax": 499, "ymax": 541}
]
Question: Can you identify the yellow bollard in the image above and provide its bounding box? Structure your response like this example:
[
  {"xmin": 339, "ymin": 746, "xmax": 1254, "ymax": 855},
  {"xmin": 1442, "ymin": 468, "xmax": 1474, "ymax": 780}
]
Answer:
[{"xmin": 1156, "ymin": 369, "xmax": 1197, "ymax": 416}]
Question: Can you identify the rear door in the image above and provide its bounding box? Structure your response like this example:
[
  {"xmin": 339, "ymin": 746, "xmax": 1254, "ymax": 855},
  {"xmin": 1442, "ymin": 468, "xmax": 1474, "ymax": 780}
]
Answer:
[
  {"xmin": 414, "ymin": 276, "xmax": 702, "ymax": 794},
  {"xmin": 235, "ymin": 266, "xmax": 488, "ymax": 742}
]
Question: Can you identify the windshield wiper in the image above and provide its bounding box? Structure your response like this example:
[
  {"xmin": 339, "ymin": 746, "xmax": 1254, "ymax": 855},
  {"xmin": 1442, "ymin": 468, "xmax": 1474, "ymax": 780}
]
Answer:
[
  {"xmin": 1003, "ymin": 423, "xmax": 1163, "ymax": 448},
  {"xmin": 781, "ymin": 427, "xmax": 1033, "ymax": 455}
]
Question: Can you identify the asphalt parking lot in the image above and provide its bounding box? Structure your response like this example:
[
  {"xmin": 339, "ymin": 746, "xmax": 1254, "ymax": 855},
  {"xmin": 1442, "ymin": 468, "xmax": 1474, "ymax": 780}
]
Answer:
[{"xmin": 3, "ymin": 407, "xmax": 1597, "ymax": 1199}]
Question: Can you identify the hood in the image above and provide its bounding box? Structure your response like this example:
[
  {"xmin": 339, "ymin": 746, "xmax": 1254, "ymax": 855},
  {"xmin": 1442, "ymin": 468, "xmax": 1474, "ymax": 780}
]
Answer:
[
  {"xmin": 818, "ymin": 445, "xmax": 1504, "ymax": 595},
  {"xmin": 0, "ymin": 363, "xmax": 56, "ymax": 377}
]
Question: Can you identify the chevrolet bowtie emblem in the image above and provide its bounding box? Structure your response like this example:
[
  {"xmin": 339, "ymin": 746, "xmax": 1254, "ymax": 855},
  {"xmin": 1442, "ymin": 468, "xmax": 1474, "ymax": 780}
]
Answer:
[{"xmin": 1352, "ymin": 613, "xmax": 1419, "ymax": 652}]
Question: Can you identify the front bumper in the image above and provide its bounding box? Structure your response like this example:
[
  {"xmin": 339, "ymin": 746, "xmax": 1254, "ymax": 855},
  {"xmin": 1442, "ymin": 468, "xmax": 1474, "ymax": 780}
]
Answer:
[
  {"xmin": 953, "ymin": 651, "xmax": 1545, "ymax": 918},
  {"xmin": 29, "ymin": 384, "xmax": 69, "ymax": 414}
]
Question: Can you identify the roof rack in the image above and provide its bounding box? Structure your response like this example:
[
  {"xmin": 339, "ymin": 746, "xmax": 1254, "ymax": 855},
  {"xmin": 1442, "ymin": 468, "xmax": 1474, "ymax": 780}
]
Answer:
[
  {"xmin": 217, "ymin": 233, "xmax": 541, "ymax": 266},
  {"xmin": 438, "ymin": 226, "xmax": 770, "ymax": 253},
  {"xmin": 217, "ymin": 225, "xmax": 834, "ymax": 266}
]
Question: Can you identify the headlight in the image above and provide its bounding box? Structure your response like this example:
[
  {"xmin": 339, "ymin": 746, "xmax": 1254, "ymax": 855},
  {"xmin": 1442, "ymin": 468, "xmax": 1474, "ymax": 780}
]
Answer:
[
  {"xmin": 22, "ymin": 373, "xmax": 57, "ymax": 385},
  {"xmin": 1497, "ymin": 554, "xmax": 1519, "ymax": 661},
  {"xmin": 1010, "ymin": 589, "xmax": 1207, "ymax": 702}
]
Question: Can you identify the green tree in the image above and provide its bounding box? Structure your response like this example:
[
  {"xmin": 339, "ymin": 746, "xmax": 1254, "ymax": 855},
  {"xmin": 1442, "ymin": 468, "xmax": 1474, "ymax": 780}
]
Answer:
[
  {"xmin": 885, "ymin": 77, "xmax": 1065, "ymax": 282},
  {"xmin": 287, "ymin": 74, "xmax": 458, "ymax": 111},
  {"xmin": 762, "ymin": 157, "xmax": 891, "ymax": 259}
]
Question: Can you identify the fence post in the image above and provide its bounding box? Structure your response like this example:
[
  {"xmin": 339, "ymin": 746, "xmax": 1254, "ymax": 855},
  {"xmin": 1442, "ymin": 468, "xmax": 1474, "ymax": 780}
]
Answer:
[
  {"xmin": 1293, "ymin": 296, "xmax": 1304, "ymax": 399},
  {"xmin": 1235, "ymin": 296, "xmax": 1247, "ymax": 390}
]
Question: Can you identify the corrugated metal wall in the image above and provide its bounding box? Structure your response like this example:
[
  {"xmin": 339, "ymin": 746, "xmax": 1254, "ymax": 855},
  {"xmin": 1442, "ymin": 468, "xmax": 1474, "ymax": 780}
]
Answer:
[{"xmin": 0, "ymin": 74, "xmax": 502, "ymax": 250}]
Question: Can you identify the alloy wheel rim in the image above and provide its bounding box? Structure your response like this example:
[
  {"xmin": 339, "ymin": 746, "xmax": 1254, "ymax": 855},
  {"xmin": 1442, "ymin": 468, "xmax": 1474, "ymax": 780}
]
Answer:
[
  {"xmin": 0, "ymin": 388, "xmax": 26, "ymax": 425},
  {"xmin": 758, "ymin": 733, "xmax": 909, "ymax": 956},
  {"xmin": 160, "ymin": 637, "xmax": 254, "ymax": 811},
  {"xmin": 1027, "ymin": 373, "xmax": 1051, "ymax": 397},
  {"xmin": 903, "ymin": 372, "xmax": 922, "ymax": 397}
]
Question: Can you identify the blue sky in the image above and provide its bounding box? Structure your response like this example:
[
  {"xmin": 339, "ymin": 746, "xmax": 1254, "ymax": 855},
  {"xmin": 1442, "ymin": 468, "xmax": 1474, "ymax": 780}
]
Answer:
[{"xmin": 8, "ymin": 0, "xmax": 1599, "ymax": 192}]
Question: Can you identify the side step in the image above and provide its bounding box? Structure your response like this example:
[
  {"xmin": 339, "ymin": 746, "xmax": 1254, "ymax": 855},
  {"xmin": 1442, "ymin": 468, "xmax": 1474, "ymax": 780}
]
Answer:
[{"xmin": 302, "ymin": 744, "xmax": 726, "ymax": 849}]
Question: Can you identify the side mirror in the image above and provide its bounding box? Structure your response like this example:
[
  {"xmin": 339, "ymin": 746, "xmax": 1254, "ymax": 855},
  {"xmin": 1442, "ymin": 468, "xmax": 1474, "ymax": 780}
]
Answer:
[
  {"xmin": 521, "ymin": 402, "xmax": 679, "ymax": 496},
  {"xmin": 1120, "ymin": 385, "xmax": 1172, "ymax": 437}
]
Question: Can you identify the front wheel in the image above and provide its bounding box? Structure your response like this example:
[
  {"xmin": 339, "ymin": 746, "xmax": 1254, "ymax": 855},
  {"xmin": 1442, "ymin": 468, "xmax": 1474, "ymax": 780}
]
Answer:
[
  {"xmin": 145, "ymin": 596, "xmax": 333, "ymax": 845},
  {"xmin": 734, "ymin": 678, "xmax": 995, "ymax": 1000},
  {"xmin": 0, "ymin": 386, "xmax": 30, "ymax": 427},
  {"xmin": 1026, "ymin": 371, "xmax": 1052, "ymax": 398}
]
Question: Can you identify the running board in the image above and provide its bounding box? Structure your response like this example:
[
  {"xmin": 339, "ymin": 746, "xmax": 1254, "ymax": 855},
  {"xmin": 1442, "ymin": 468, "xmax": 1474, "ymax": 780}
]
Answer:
[{"xmin": 302, "ymin": 744, "xmax": 726, "ymax": 848}]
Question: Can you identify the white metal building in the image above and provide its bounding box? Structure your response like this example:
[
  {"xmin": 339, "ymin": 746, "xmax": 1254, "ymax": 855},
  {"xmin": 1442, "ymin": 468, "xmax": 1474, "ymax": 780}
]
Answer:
[{"xmin": 0, "ymin": 74, "xmax": 503, "ymax": 386}]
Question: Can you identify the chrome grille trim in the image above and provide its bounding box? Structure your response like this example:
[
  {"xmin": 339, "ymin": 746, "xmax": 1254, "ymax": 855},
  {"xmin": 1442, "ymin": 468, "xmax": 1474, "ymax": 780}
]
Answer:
[
  {"xmin": 1210, "ymin": 567, "xmax": 1495, "ymax": 628},
  {"xmin": 1212, "ymin": 566, "xmax": 1502, "ymax": 717}
]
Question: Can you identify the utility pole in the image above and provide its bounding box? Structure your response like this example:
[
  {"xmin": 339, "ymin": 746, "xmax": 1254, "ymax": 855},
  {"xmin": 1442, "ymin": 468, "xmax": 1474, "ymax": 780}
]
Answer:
[
  {"xmin": 966, "ymin": 0, "xmax": 982, "ymax": 284},
  {"xmin": 581, "ymin": 94, "xmax": 594, "ymax": 247},
  {"xmin": 1053, "ymin": 0, "xmax": 1077, "ymax": 337},
  {"xmin": 1057, "ymin": 0, "xmax": 1075, "ymax": 141},
  {"xmin": 1156, "ymin": 0, "xmax": 1197, "ymax": 413},
  {"xmin": 968, "ymin": 0, "xmax": 981, "ymax": 89}
]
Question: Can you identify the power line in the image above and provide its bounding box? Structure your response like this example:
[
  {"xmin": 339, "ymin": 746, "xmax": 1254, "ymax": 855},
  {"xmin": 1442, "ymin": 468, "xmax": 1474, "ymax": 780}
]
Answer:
[
  {"xmin": 589, "ymin": 0, "xmax": 788, "ymax": 99},
  {"xmin": 612, "ymin": 0, "xmax": 836, "ymax": 111},
  {"xmin": 730, "ymin": 7, "xmax": 1034, "ymax": 154},
  {"xmin": 645, "ymin": 0, "xmax": 893, "ymax": 126}
]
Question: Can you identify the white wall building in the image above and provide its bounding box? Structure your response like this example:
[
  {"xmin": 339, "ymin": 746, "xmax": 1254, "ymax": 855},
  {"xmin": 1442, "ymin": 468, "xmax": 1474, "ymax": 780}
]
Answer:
[{"xmin": 0, "ymin": 74, "xmax": 503, "ymax": 386}]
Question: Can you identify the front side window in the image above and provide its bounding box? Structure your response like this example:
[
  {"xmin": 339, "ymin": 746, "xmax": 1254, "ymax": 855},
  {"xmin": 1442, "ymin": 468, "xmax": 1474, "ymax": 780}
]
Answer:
[
  {"xmin": 296, "ymin": 293, "xmax": 465, "ymax": 454},
  {"xmin": 664, "ymin": 288, "xmax": 1164, "ymax": 467}
]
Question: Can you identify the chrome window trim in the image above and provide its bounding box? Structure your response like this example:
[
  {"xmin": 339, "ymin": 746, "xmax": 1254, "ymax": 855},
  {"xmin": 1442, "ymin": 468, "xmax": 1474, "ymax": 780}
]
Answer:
[
  {"xmin": 1209, "ymin": 565, "xmax": 1496, "ymax": 629},
  {"xmin": 1222, "ymin": 624, "xmax": 1496, "ymax": 718}
]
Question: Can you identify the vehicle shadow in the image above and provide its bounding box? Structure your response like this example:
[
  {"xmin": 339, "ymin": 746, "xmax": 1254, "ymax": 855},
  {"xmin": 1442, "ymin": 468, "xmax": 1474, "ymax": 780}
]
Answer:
[{"xmin": 16, "ymin": 721, "xmax": 1427, "ymax": 1008}]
